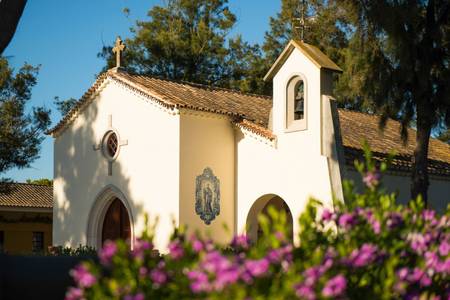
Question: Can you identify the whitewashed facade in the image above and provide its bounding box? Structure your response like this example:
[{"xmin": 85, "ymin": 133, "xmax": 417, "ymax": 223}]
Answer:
[{"xmin": 50, "ymin": 41, "xmax": 450, "ymax": 251}]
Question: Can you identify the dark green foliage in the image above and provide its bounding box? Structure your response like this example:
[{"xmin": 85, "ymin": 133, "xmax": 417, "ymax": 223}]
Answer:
[
  {"xmin": 26, "ymin": 178, "xmax": 53, "ymax": 186},
  {"xmin": 262, "ymin": 0, "xmax": 352, "ymax": 100},
  {"xmin": 48, "ymin": 245, "xmax": 97, "ymax": 257},
  {"xmin": 54, "ymin": 96, "xmax": 77, "ymax": 117},
  {"xmin": 0, "ymin": 57, "xmax": 51, "ymax": 178},
  {"xmin": 340, "ymin": 0, "xmax": 450, "ymax": 203},
  {"xmin": 99, "ymin": 0, "xmax": 263, "ymax": 94}
]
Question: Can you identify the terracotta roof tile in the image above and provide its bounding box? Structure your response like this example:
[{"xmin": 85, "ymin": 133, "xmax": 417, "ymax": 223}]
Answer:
[
  {"xmin": 338, "ymin": 110, "xmax": 450, "ymax": 175},
  {"xmin": 0, "ymin": 183, "xmax": 53, "ymax": 209},
  {"xmin": 111, "ymin": 71, "xmax": 272, "ymax": 126},
  {"xmin": 47, "ymin": 70, "xmax": 450, "ymax": 176}
]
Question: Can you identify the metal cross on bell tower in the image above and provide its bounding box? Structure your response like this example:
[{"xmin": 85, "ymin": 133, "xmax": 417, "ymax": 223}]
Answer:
[
  {"xmin": 112, "ymin": 37, "xmax": 125, "ymax": 68},
  {"xmin": 292, "ymin": 0, "xmax": 309, "ymax": 42}
]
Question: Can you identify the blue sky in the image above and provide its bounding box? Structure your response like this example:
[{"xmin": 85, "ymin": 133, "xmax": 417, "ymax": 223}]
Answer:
[{"xmin": 3, "ymin": 0, "xmax": 280, "ymax": 182}]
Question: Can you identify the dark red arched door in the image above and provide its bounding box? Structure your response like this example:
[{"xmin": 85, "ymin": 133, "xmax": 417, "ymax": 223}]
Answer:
[{"xmin": 102, "ymin": 198, "xmax": 131, "ymax": 245}]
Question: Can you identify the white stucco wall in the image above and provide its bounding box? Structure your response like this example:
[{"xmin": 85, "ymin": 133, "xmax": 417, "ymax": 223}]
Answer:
[
  {"xmin": 53, "ymin": 79, "xmax": 180, "ymax": 250},
  {"xmin": 236, "ymin": 49, "xmax": 336, "ymax": 245},
  {"xmin": 179, "ymin": 112, "xmax": 235, "ymax": 244},
  {"xmin": 345, "ymin": 169, "xmax": 450, "ymax": 213}
]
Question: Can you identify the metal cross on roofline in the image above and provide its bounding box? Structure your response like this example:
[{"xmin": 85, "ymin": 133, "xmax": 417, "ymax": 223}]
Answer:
[
  {"xmin": 292, "ymin": 0, "xmax": 309, "ymax": 42},
  {"xmin": 112, "ymin": 37, "xmax": 125, "ymax": 68}
]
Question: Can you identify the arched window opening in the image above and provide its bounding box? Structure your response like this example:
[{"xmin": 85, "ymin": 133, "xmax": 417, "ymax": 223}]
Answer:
[
  {"xmin": 286, "ymin": 75, "xmax": 307, "ymax": 131},
  {"xmin": 294, "ymin": 80, "xmax": 305, "ymax": 120}
]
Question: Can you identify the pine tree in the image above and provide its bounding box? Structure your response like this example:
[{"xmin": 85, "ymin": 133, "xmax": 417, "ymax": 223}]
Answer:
[
  {"xmin": 99, "ymin": 0, "xmax": 262, "ymax": 93},
  {"xmin": 340, "ymin": 0, "xmax": 450, "ymax": 203}
]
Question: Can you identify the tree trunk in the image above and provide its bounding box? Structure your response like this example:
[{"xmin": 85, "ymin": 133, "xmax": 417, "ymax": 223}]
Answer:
[
  {"xmin": 411, "ymin": 104, "xmax": 432, "ymax": 205},
  {"xmin": 0, "ymin": 0, "xmax": 28, "ymax": 54}
]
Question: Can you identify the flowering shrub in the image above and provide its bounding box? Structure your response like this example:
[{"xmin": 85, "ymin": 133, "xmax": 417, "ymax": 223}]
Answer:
[{"xmin": 67, "ymin": 148, "xmax": 449, "ymax": 300}]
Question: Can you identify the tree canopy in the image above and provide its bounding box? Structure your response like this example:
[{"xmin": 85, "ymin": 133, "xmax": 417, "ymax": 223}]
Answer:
[
  {"xmin": 99, "ymin": 0, "xmax": 263, "ymax": 93},
  {"xmin": 0, "ymin": 57, "xmax": 51, "ymax": 179},
  {"xmin": 340, "ymin": 0, "xmax": 450, "ymax": 203}
]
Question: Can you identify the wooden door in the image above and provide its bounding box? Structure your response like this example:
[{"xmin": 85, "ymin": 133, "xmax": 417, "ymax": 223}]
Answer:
[{"xmin": 102, "ymin": 198, "xmax": 131, "ymax": 245}]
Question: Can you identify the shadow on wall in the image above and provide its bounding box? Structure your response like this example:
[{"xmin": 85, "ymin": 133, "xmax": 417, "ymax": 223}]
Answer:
[{"xmin": 53, "ymin": 92, "xmax": 144, "ymax": 249}]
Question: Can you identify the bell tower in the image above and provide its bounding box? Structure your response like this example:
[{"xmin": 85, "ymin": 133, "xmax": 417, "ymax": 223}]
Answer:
[{"xmin": 264, "ymin": 40, "xmax": 342, "ymax": 136}]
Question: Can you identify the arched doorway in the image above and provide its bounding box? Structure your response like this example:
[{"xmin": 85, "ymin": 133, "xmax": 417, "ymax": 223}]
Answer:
[
  {"xmin": 246, "ymin": 194, "xmax": 293, "ymax": 243},
  {"xmin": 86, "ymin": 185, "xmax": 134, "ymax": 249},
  {"xmin": 101, "ymin": 198, "xmax": 131, "ymax": 244}
]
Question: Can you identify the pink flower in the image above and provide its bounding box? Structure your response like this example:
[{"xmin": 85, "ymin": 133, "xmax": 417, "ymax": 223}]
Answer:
[
  {"xmin": 346, "ymin": 244, "xmax": 378, "ymax": 267},
  {"xmin": 295, "ymin": 284, "xmax": 316, "ymax": 300},
  {"xmin": 231, "ymin": 234, "xmax": 250, "ymax": 249},
  {"xmin": 408, "ymin": 233, "xmax": 428, "ymax": 254},
  {"xmin": 124, "ymin": 293, "xmax": 145, "ymax": 300},
  {"xmin": 150, "ymin": 268, "xmax": 168, "ymax": 285},
  {"xmin": 321, "ymin": 209, "xmax": 334, "ymax": 222},
  {"xmin": 202, "ymin": 251, "xmax": 232, "ymax": 273},
  {"xmin": 187, "ymin": 270, "xmax": 211, "ymax": 293},
  {"xmin": 70, "ymin": 264, "xmax": 96, "ymax": 288},
  {"xmin": 322, "ymin": 274, "xmax": 347, "ymax": 298},
  {"xmin": 132, "ymin": 239, "xmax": 152, "ymax": 260},
  {"xmin": 407, "ymin": 268, "xmax": 424, "ymax": 283},
  {"xmin": 65, "ymin": 287, "xmax": 83, "ymax": 300},
  {"xmin": 214, "ymin": 266, "xmax": 240, "ymax": 290},
  {"xmin": 425, "ymin": 251, "xmax": 439, "ymax": 269},
  {"xmin": 168, "ymin": 239, "xmax": 184, "ymax": 260},
  {"xmin": 192, "ymin": 240, "xmax": 204, "ymax": 253},
  {"xmin": 363, "ymin": 170, "xmax": 381, "ymax": 188},
  {"xmin": 303, "ymin": 266, "xmax": 322, "ymax": 286},
  {"xmin": 98, "ymin": 240, "xmax": 117, "ymax": 265},
  {"xmin": 397, "ymin": 268, "xmax": 409, "ymax": 280},
  {"xmin": 422, "ymin": 210, "xmax": 437, "ymax": 224},
  {"xmin": 244, "ymin": 258, "xmax": 270, "ymax": 277},
  {"xmin": 371, "ymin": 219, "xmax": 381, "ymax": 234},
  {"xmin": 439, "ymin": 241, "xmax": 449, "ymax": 257},
  {"xmin": 338, "ymin": 213, "xmax": 356, "ymax": 229}
]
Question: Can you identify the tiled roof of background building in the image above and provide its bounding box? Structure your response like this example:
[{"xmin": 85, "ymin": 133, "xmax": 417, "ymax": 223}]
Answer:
[
  {"xmin": 0, "ymin": 183, "xmax": 53, "ymax": 209},
  {"xmin": 338, "ymin": 110, "xmax": 450, "ymax": 176},
  {"xmin": 48, "ymin": 70, "xmax": 450, "ymax": 176}
]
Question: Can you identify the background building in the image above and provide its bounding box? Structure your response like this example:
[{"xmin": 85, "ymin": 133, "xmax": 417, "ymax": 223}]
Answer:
[{"xmin": 0, "ymin": 183, "xmax": 52, "ymax": 254}]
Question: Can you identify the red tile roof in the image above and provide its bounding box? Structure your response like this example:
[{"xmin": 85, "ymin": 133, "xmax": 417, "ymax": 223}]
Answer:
[
  {"xmin": 0, "ymin": 183, "xmax": 53, "ymax": 209},
  {"xmin": 48, "ymin": 69, "xmax": 450, "ymax": 176}
]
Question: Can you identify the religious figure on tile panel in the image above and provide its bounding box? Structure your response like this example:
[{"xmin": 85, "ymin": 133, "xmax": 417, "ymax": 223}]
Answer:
[{"xmin": 195, "ymin": 167, "xmax": 220, "ymax": 225}]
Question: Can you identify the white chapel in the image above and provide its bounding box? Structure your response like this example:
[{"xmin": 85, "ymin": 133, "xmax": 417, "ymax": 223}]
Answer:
[{"xmin": 49, "ymin": 39, "xmax": 450, "ymax": 250}]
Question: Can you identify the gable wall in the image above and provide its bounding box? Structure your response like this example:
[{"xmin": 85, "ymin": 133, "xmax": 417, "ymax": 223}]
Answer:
[
  {"xmin": 53, "ymin": 80, "xmax": 180, "ymax": 250},
  {"xmin": 179, "ymin": 112, "xmax": 235, "ymax": 243}
]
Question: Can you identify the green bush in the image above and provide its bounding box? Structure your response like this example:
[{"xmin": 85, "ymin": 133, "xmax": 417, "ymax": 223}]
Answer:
[
  {"xmin": 48, "ymin": 245, "xmax": 97, "ymax": 256},
  {"xmin": 66, "ymin": 149, "xmax": 449, "ymax": 300}
]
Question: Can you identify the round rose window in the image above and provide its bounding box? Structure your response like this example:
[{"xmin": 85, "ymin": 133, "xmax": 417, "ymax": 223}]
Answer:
[{"xmin": 104, "ymin": 131, "xmax": 118, "ymax": 158}]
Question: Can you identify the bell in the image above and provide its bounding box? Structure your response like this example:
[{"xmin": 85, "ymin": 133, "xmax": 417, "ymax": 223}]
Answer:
[
  {"xmin": 294, "ymin": 97, "xmax": 304, "ymax": 120},
  {"xmin": 294, "ymin": 98, "xmax": 304, "ymax": 114}
]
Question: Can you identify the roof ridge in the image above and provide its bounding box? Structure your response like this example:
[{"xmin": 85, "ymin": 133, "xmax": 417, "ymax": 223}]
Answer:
[
  {"xmin": 114, "ymin": 70, "xmax": 272, "ymax": 100},
  {"xmin": 2, "ymin": 182, "xmax": 53, "ymax": 188}
]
